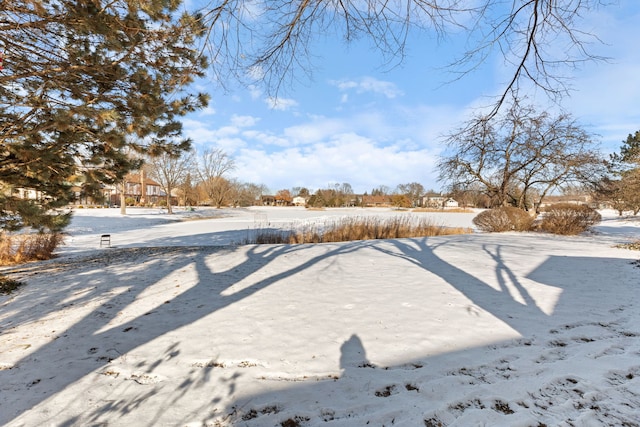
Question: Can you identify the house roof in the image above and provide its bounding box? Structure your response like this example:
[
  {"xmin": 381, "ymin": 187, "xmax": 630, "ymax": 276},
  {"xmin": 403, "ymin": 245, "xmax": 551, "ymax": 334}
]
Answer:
[
  {"xmin": 126, "ymin": 174, "xmax": 162, "ymax": 187},
  {"xmin": 361, "ymin": 195, "xmax": 390, "ymax": 204}
]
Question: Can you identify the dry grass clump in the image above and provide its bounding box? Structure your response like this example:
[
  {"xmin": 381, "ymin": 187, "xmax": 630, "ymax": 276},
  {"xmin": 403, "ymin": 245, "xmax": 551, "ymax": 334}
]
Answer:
[
  {"xmin": 0, "ymin": 275, "xmax": 24, "ymax": 295},
  {"xmin": 537, "ymin": 203, "xmax": 601, "ymax": 235},
  {"xmin": 472, "ymin": 207, "xmax": 535, "ymax": 232},
  {"xmin": 248, "ymin": 216, "xmax": 472, "ymax": 244},
  {"xmin": 615, "ymin": 240, "xmax": 640, "ymax": 251},
  {"xmin": 412, "ymin": 207, "xmax": 473, "ymax": 213},
  {"xmin": 0, "ymin": 232, "xmax": 64, "ymax": 265}
]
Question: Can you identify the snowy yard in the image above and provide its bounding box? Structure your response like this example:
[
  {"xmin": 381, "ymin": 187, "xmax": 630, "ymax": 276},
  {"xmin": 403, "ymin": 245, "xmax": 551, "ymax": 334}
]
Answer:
[{"xmin": 1, "ymin": 206, "xmax": 639, "ymax": 426}]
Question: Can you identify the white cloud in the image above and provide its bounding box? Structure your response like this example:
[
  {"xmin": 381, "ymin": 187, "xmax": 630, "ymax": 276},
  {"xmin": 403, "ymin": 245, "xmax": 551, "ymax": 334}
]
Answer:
[
  {"xmin": 183, "ymin": 117, "xmax": 254, "ymax": 151},
  {"xmin": 247, "ymin": 65, "xmax": 265, "ymax": 81},
  {"xmin": 230, "ymin": 114, "xmax": 260, "ymax": 128},
  {"xmin": 211, "ymin": 137, "xmax": 248, "ymax": 153},
  {"xmin": 330, "ymin": 76, "xmax": 404, "ymax": 99},
  {"xmin": 280, "ymin": 104, "xmax": 464, "ymax": 151},
  {"xmin": 198, "ymin": 106, "xmax": 216, "ymax": 116},
  {"xmin": 239, "ymin": 0, "xmax": 263, "ymax": 20},
  {"xmin": 265, "ymin": 96, "xmax": 299, "ymax": 111},
  {"xmin": 241, "ymin": 130, "xmax": 291, "ymax": 147},
  {"xmin": 217, "ymin": 102, "xmax": 466, "ymax": 192},
  {"xmin": 231, "ymin": 104, "xmax": 457, "ymax": 192},
  {"xmin": 185, "ymin": 125, "xmax": 245, "ymax": 150},
  {"xmin": 248, "ymin": 85, "xmax": 262, "ymax": 100},
  {"xmin": 283, "ymin": 116, "xmax": 349, "ymax": 144},
  {"xmin": 235, "ymin": 132, "xmax": 440, "ymax": 193},
  {"xmin": 183, "ymin": 91, "xmax": 486, "ymax": 192}
]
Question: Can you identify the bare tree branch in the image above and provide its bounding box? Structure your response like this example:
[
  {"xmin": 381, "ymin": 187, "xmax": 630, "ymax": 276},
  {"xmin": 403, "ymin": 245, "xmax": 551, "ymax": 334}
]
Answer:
[
  {"xmin": 198, "ymin": 0, "xmax": 608, "ymax": 111},
  {"xmin": 438, "ymin": 99, "xmax": 602, "ymax": 210}
]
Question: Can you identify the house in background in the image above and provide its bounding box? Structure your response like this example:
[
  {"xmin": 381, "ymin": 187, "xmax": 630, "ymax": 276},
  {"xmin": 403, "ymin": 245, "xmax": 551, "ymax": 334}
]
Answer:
[
  {"xmin": 536, "ymin": 194, "xmax": 594, "ymax": 210},
  {"xmin": 443, "ymin": 198, "xmax": 459, "ymax": 208},
  {"xmin": 260, "ymin": 195, "xmax": 276, "ymax": 206},
  {"xmin": 292, "ymin": 196, "xmax": 307, "ymax": 206},
  {"xmin": 423, "ymin": 195, "xmax": 445, "ymax": 208},
  {"xmin": 6, "ymin": 179, "xmax": 105, "ymax": 207},
  {"xmin": 423, "ymin": 193, "xmax": 459, "ymax": 209},
  {"xmin": 11, "ymin": 187, "xmax": 41, "ymax": 201},
  {"xmin": 108, "ymin": 173, "xmax": 166, "ymax": 206},
  {"xmin": 361, "ymin": 195, "xmax": 391, "ymax": 207}
]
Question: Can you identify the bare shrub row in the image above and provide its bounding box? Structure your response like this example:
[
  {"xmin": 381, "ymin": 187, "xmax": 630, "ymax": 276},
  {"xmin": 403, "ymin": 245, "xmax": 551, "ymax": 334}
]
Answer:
[
  {"xmin": 473, "ymin": 204, "xmax": 601, "ymax": 235},
  {"xmin": 247, "ymin": 216, "xmax": 472, "ymax": 244},
  {"xmin": 0, "ymin": 233, "xmax": 64, "ymax": 265},
  {"xmin": 412, "ymin": 207, "xmax": 473, "ymax": 213}
]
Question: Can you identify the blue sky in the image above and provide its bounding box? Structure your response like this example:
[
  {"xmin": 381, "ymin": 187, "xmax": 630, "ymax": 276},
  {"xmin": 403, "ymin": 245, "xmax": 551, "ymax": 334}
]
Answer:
[{"xmin": 182, "ymin": 1, "xmax": 640, "ymax": 194}]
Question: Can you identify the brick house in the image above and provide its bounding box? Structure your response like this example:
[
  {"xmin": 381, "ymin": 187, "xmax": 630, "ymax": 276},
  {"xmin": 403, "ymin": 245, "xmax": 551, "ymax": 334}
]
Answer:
[{"xmin": 109, "ymin": 173, "xmax": 166, "ymax": 206}]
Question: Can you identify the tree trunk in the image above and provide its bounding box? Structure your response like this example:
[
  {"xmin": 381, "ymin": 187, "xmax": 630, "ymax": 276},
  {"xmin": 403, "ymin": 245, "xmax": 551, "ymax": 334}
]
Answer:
[
  {"xmin": 166, "ymin": 194, "xmax": 173, "ymax": 214},
  {"xmin": 140, "ymin": 169, "xmax": 146, "ymax": 206},
  {"xmin": 120, "ymin": 191, "xmax": 126, "ymax": 215}
]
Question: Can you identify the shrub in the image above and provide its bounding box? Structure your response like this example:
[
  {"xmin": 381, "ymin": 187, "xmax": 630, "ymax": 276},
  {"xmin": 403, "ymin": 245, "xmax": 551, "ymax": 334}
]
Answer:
[
  {"xmin": 0, "ymin": 232, "xmax": 64, "ymax": 265},
  {"xmin": 538, "ymin": 203, "xmax": 601, "ymax": 235},
  {"xmin": 472, "ymin": 206, "xmax": 534, "ymax": 232}
]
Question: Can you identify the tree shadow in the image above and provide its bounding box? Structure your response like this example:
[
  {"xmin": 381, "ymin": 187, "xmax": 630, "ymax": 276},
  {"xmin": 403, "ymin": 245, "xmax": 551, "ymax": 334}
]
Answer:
[
  {"xmin": 2, "ymin": 234, "xmax": 637, "ymax": 426},
  {"xmin": 209, "ymin": 244, "xmax": 638, "ymax": 426},
  {"xmin": 370, "ymin": 237, "xmax": 552, "ymax": 335},
  {"xmin": 0, "ymin": 238, "xmax": 364, "ymax": 425}
]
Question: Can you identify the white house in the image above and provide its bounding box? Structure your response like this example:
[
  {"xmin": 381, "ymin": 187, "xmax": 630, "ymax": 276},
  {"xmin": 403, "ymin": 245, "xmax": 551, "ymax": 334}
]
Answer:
[
  {"xmin": 422, "ymin": 194, "xmax": 459, "ymax": 209},
  {"xmin": 292, "ymin": 196, "xmax": 307, "ymax": 206},
  {"xmin": 443, "ymin": 198, "xmax": 459, "ymax": 208}
]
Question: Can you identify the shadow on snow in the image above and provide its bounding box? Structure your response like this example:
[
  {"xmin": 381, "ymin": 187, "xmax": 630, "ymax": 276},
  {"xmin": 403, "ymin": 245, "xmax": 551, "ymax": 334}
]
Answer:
[{"xmin": 0, "ymin": 232, "xmax": 637, "ymax": 425}]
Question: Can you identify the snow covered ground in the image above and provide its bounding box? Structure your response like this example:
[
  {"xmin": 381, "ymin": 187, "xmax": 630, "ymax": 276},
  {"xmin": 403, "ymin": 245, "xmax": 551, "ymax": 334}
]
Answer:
[{"xmin": 1, "ymin": 206, "xmax": 639, "ymax": 426}]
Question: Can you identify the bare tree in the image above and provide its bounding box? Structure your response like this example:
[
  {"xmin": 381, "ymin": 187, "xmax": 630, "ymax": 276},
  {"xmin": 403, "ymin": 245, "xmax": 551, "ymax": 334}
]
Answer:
[
  {"xmin": 449, "ymin": 182, "xmax": 492, "ymax": 208},
  {"xmin": 292, "ymin": 187, "xmax": 311, "ymax": 198},
  {"xmin": 196, "ymin": 148, "xmax": 237, "ymax": 208},
  {"xmin": 146, "ymin": 151, "xmax": 195, "ymax": 214},
  {"xmin": 331, "ymin": 182, "xmax": 354, "ymax": 206},
  {"xmin": 371, "ymin": 185, "xmax": 391, "ymax": 196},
  {"xmin": 228, "ymin": 180, "xmax": 269, "ymax": 207},
  {"xmin": 176, "ymin": 172, "xmax": 199, "ymax": 208},
  {"xmin": 212, "ymin": 177, "xmax": 236, "ymax": 208},
  {"xmin": 438, "ymin": 100, "xmax": 602, "ymax": 211},
  {"xmin": 396, "ymin": 182, "xmax": 425, "ymax": 207},
  {"xmin": 200, "ymin": 1, "xmax": 607, "ymax": 113},
  {"xmin": 275, "ymin": 189, "xmax": 293, "ymax": 205}
]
